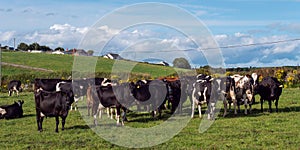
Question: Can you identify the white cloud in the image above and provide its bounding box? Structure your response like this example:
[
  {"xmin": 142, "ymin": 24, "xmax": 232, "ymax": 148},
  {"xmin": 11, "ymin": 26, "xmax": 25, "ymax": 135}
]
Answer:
[
  {"xmin": 0, "ymin": 31, "xmax": 15, "ymax": 42},
  {"xmin": 22, "ymin": 24, "xmax": 89, "ymax": 48}
]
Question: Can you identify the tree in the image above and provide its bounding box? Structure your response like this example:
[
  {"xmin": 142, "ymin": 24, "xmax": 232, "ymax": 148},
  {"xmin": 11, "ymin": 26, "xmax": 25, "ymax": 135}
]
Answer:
[
  {"xmin": 173, "ymin": 57, "xmax": 191, "ymax": 69},
  {"xmin": 87, "ymin": 50, "xmax": 94, "ymax": 56},
  {"xmin": 55, "ymin": 47, "xmax": 65, "ymax": 51},
  {"xmin": 28, "ymin": 42, "xmax": 40, "ymax": 50},
  {"xmin": 40, "ymin": 45, "xmax": 52, "ymax": 51},
  {"xmin": 17, "ymin": 42, "xmax": 29, "ymax": 51}
]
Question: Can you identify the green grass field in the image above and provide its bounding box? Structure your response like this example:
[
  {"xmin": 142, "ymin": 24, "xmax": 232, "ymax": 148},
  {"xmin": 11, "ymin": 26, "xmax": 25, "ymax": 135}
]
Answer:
[
  {"xmin": 0, "ymin": 88, "xmax": 299, "ymax": 149},
  {"xmin": 1, "ymin": 52, "xmax": 183, "ymax": 78}
]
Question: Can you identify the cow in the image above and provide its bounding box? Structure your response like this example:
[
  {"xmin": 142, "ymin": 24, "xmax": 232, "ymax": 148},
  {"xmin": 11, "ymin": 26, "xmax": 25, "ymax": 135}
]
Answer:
[
  {"xmin": 91, "ymin": 84, "xmax": 127, "ymax": 126},
  {"xmin": 191, "ymin": 74, "xmax": 215, "ymax": 119},
  {"xmin": 34, "ymin": 90, "xmax": 74, "ymax": 132},
  {"xmin": 0, "ymin": 100, "xmax": 24, "ymax": 119},
  {"xmin": 34, "ymin": 78, "xmax": 67, "ymax": 92},
  {"xmin": 71, "ymin": 77, "xmax": 113, "ymax": 112},
  {"xmin": 164, "ymin": 79, "xmax": 188, "ymax": 114},
  {"xmin": 218, "ymin": 76, "xmax": 237, "ymax": 117},
  {"xmin": 130, "ymin": 79, "xmax": 167, "ymax": 117},
  {"xmin": 256, "ymin": 76, "xmax": 283, "ymax": 113},
  {"xmin": 8, "ymin": 80, "xmax": 22, "ymax": 96},
  {"xmin": 231, "ymin": 74, "xmax": 254, "ymax": 115}
]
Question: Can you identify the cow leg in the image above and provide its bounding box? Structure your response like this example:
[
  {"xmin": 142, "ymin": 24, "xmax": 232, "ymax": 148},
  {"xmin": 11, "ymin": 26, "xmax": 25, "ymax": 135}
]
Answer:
[
  {"xmin": 99, "ymin": 109, "xmax": 102, "ymax": 119},
  {"xmin": 223, "ymin": 100, "xmax": 227, "ymax": 117},
  {"xmin": 61, "ymin": 117, "xmax": 66, "ymax": 131},
  {"xmin": 198, "ymin": 104, "xmax": 202, "ymax": 118},
  {"xmin": 233, "ymin": 99, "xmax": 237, "ymax": 115},
  {"xmin": 8, "ymin": 90, "xmax": 11, "ymax": 96},
  {"xmin": 55, "ymin": 116, "xmax": 59, "ymax": 133},
  {"xmin": 244, "ymin": 101, "xmax": 248, "ymax": 115},
  {"xmin": 260, "ymin": 98, "xmax": 264, "ymax": 112},
  {"xmin": 244, "ymin": 95, "xmax": 248, "ymax": 115},
  {"xmin": 36, "ymin": 109, "xmax": 43, "ymax": 132},
  {"xmin": 122, "ymin": 107, "xmax": 128, "ymax": 122},
  {"xmin": 39, "ymin": 117, "xmax": 44, "ymax": 132},
  {"xmin": 116, "ymin": 107, "xmax": 121, "ymax": 126},
  {"xmin": 275, "ymin": 98, "xmax": 279, "ymax": 112},
  {"xmin": 191, "ymin": 101, "xmax": 195, "ymax": 118},
  {"xmin": 268, "ymin": 100, "xmax": 273, "ymax": 113}
]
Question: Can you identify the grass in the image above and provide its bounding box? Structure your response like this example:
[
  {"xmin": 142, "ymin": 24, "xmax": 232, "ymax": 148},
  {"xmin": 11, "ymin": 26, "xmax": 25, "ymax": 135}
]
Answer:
[
  {"xmin": 1, "ymin": 52, "xmax": 182, "ymax": 78},
  {"xmin": 0, "ymin": 88, "xmax": 300, "ymax": 149}
]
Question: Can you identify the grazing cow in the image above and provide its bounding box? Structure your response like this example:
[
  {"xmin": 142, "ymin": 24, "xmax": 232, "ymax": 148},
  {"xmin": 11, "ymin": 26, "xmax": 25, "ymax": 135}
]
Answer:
[
  {"xmin": 191, "ymin": 74, "xmax": 214, "ymax": 119},
  {"xmin": 130, "ymin": 79, "xmax": 167, "ymax": 117},
  {"xmin": 34, "ymin": 90, "xmax": 74, "ymax": 132},
  {"xmin": 0, "ymin": 100, "xmax": 24, "ymax": 119},
  {"xmin": 91, "ymin": 85, "xmax": 127, "ymax": 126},
  {"xmin": 231, "ymin": 74, "xmax": 254, "ymax": 115},
  {"xmin": 8, "ymin": 80, "xmax": 22, "ymax": 96},
  {"xmin": 257, "ymin": 77, "xmax": 283, "ymax": 113}
]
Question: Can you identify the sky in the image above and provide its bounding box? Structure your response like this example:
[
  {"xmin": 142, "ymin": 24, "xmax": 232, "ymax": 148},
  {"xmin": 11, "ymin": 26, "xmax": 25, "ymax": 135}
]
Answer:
[{"xmin": 1, "ymin": 0, "xmax": 300, "ymax": 68}]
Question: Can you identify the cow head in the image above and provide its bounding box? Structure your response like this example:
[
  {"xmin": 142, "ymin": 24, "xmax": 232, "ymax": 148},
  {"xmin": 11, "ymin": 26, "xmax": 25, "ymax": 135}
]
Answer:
[{"xmin": 15, "ymin": 100, "xmax": 24, "ymax": 107}]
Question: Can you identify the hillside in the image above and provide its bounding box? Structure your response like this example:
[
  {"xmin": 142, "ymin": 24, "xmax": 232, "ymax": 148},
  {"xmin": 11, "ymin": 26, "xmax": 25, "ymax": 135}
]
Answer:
[{"xmin": 1, "ymin": 52, "xmax": 190, "ymax": 86}]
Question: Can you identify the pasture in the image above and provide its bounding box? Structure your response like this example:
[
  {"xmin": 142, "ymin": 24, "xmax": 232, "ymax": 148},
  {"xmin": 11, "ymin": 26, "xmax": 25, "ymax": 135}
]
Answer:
[{"xmin": 0, "ymin": 88, "xmax": 300, "ymax": 149}]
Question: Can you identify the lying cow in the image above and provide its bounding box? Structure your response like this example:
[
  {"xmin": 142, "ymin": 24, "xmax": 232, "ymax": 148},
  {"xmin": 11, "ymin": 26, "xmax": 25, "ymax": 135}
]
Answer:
[
  {"xmin": 34, "ymin": 89, "xmax": 74, "ymax": 132},
  {"xmin": 257, "ymin": 76, "xmax": 283, "ymax": 113},
  {"xmin": 0, "ymin": 100, "xmax": 24, "ymax": 119},
  {"xmin": 8, "ymin": 80, "xmax": 22, "ymax": 96}
]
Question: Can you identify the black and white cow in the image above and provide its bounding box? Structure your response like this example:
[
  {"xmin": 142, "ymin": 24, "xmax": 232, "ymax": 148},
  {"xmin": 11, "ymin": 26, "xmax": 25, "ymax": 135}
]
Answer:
[
  {"xmin": 8, "ymin": 80, "xmax": 22, "ymax": 96},
  {"xmin": 218, "ymin": 76, "xmax": 237, "ymax": 117},
  {"xmin": 34, "ymin": 90, "xmax": 74, "ymax": 132},
  {"xmin": 231, "ymin": 74, "xmax": 254, "ymax": 115},
  {"xmin": 71, "ymin": 78, "xmax": 113, "ymax": 111},
  {"xmin": 91, "ymin": 84, "xmax": 127, "ymax": 126},
  {"xmin": 0, "ymin": 100, "xmax": 24, "ymax": 119},
  {"xmin": 34, "ymin": 78, "xmax": 66, "ymax": 92},
  {"xmin": 256, "ymin": 76, "xmax": 283, "ymax": 113},
  {"xmin": 191, "ymin": 74, "xmax": 215, "ymax": 119}
]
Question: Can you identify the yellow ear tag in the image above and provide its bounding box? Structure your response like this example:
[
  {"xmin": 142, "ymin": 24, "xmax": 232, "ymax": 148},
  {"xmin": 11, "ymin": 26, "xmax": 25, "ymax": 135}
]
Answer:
[{"xmin": 137, "ymin": 85, "xmax": 140, "ymax": 89}]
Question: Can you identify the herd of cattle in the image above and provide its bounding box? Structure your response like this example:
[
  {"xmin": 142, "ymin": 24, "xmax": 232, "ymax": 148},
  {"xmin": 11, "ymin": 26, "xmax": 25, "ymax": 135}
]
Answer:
[{"xmin": 0, "ymin": 73, "xmax": 283, "ymax": 132}]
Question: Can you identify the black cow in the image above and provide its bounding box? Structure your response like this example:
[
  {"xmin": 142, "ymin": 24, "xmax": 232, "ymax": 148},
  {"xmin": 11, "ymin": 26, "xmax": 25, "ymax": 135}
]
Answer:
[
  {"xmin": 34, "ymin": 90, "xmax": 74, "ymax": 132},
  {"xmin": 257, "ymin": 77, "xmax": 283, "ymax": 113},
  {"xmin": 130, "ymin": 79, "xmax": 167, "ymax": 117},
  {"xmin": 0, "ymin": 100, "xmax": 24, "ymax": 119},
  {"xmin": 8, "ymin": 80, "xmax": 22, "ymax": 96},
  {"xmin": 165, "ymin": 79, "xmax": 188, "ymax": 114}
]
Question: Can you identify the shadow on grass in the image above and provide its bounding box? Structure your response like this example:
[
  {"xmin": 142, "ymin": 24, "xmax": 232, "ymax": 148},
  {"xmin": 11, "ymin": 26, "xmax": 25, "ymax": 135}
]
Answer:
[
  {"xmin": 217, "ymin": 105, "xmax": 300, "ymax": 119},
  {"xmin": 65, "ymin": 125, "xmax": 91, "ymax": 130}
]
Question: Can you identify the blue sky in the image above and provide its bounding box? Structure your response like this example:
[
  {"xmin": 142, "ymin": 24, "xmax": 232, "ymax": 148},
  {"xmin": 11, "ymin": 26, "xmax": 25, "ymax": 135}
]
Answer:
[{"xmin": 1, "ymin": 0, "xmax": 300, "ymax": 68}]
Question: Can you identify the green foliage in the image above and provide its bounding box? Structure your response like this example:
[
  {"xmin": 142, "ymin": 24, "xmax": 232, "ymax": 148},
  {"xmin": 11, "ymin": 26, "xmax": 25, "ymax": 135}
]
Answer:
[
  {"xmin": 17, "ymin": 42, "xmax": 29, "ymax": 51},
  {"xmin": 54, "ymin": 47, "xmax": 65, "ymax": 51},
  {"xmin": 173, "ymin": 57, "xmax": 191, "ymax": 69}
]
